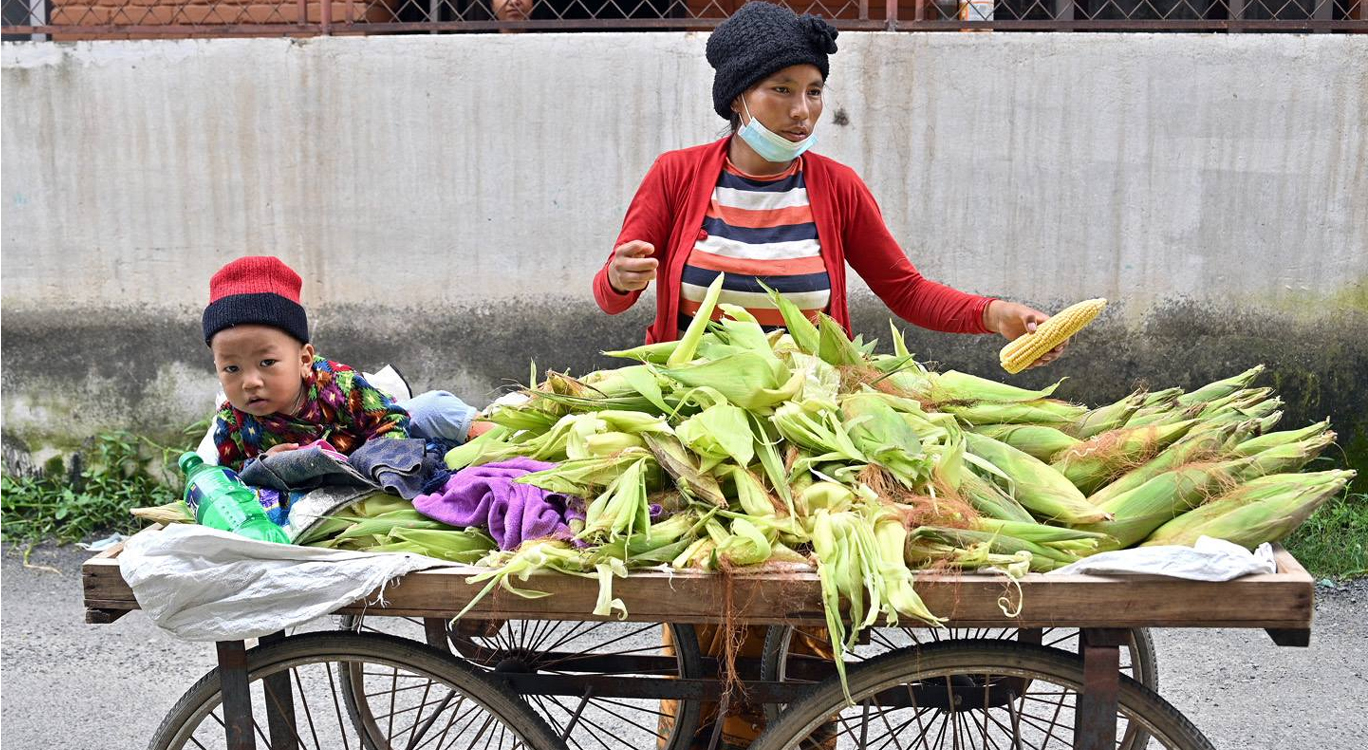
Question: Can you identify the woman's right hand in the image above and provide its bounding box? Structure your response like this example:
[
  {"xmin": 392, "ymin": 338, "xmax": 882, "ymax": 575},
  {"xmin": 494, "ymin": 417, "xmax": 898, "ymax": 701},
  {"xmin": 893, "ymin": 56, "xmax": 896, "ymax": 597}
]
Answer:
[{"xmin": 607, "ymin": 241, "xmax": 658, "ymax": 294}]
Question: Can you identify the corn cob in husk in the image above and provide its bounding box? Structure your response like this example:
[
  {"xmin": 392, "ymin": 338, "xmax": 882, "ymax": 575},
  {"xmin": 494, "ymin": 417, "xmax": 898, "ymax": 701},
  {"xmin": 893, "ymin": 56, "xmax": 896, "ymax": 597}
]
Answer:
[
  {"xmin": 1176, "ymin": 365, "xmax": 1266, "ymax": 407},
  {"xmin": 946, "ymin": 399, "xmax": 1087, "ymax": 428},
  {"xmin": 1233, "ymin": 419, "xmax": 1331, "ymax": 457},
  {"xmin": 1085, "ymin": 421, "xmax": 1248, "ymax": 507},
  {"xmin": 1078, "ymin": 461, "xmax": 1245, "ymax": 549},
  {"xmin": 1051, "ymin": 420, "xmax": 1196, "ymax": 495},
  {"xmin": 957, "ymin": 471, "xmax": 1037, "ymax": 523},
  {"xmin": 1142, "ymin": 470, "xmax": 1353, "ymax": 548},
  {"xmin": 972, "ymin": 424, "xmax": 1082, "ymax": 462},
  {"xmin": 964, "ymin": 432, "xmax": 1109, "ymax": 524},
  {"xmin": 1070, "ymin": 390, "xmax": 1146, "ymax": 439}
]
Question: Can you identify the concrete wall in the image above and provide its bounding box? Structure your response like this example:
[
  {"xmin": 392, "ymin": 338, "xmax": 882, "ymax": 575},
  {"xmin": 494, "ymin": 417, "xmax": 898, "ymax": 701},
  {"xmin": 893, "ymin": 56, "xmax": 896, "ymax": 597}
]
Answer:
[{"xmin": 3, "ymin": 33, "xmax": 1366, "ymax": 478}]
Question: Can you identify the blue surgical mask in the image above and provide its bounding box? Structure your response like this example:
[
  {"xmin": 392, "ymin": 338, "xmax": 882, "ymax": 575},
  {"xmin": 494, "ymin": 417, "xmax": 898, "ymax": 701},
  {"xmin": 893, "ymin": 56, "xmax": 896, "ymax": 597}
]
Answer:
[{"xmin": 736, "ymin": 98, "xmax": 817, "ymax": 164}]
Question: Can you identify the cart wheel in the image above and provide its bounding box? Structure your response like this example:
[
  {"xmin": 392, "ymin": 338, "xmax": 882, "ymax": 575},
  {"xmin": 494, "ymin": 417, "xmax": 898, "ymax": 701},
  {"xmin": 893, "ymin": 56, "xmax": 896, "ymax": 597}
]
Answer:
[
  {"xmin": 148, "ymin": 631, "xmax": 565, "ymax": 750},
  {"xmin": 751, "ymin": 640, "xmax": 1213, "ymax": 750},
  {"xmin": 759, "ymin": 625, "xmax": 1157, "ymax": 748},
  {"xmin": 340, "ymin": 614, "xmax": 705, "ymax": 750}
]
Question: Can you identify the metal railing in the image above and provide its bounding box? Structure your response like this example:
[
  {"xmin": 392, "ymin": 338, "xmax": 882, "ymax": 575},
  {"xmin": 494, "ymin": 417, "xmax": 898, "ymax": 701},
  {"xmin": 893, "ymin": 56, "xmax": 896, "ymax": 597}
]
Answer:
[{"xmin": 3, "ymin": 0, "xmax": 1364, "ymax": 40}]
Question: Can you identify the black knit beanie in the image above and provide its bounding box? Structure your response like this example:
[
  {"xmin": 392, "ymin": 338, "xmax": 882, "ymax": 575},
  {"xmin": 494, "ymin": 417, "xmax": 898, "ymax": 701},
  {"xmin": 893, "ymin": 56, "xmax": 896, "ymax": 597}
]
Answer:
[{"xmin": 706, "ymin": 1, "xmax": 840, "ymax": 121}]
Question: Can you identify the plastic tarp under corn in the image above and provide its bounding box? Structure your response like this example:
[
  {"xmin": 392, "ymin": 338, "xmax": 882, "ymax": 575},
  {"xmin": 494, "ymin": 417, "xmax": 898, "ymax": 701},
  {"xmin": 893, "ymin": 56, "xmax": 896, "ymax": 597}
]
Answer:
[
  {"xmin": 1049, "ymin": 536, "xmax": 1276, "ymax": 580},
  {"xmin": 119, "ymin": 524, "xmax": 455, "ymax": 641}
]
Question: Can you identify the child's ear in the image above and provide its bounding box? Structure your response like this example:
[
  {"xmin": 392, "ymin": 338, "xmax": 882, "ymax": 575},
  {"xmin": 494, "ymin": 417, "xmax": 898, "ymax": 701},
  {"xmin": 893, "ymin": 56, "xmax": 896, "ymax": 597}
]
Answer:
[{"xmin": 299, "ymin": 343, "xmax": 315, "ymax": 373}]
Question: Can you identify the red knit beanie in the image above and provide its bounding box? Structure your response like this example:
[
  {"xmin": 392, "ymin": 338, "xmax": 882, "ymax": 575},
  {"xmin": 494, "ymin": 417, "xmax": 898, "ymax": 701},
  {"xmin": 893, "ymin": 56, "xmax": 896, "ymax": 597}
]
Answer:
[{"xmin": 202, "ymin": 256, "xmax": 310, "ymax": 345}]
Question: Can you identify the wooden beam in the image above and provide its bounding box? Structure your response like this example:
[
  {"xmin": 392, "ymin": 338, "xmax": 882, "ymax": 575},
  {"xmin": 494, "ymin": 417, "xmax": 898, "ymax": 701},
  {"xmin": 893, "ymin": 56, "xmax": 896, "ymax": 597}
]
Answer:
[{"xmin": 82, "ymin": 528, "xmax": 1314, "ymax": 631}]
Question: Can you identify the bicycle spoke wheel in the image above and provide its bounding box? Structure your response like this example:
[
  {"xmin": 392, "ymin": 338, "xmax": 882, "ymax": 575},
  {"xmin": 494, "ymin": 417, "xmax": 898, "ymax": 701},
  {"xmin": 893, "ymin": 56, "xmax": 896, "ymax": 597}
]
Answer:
[
  {"xmin": 150, "ymin": 632, "xmax": 565, "ymax": 750},
  {"xmin": 341, "ymin": 614, "xmax": 704, "ymax": 750},
  {"xmin": 752, "ymin": 640, "xmax": 1211, "ymax": 750},
  {"xmin": 760, "ymin": 625, "xmax": 1157, "ymax": 749}
]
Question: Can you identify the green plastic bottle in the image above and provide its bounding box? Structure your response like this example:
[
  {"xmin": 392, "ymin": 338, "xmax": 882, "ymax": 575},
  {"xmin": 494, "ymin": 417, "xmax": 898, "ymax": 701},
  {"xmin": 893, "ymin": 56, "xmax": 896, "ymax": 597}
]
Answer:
[{"xmin": 179, "ymin": 452, "xmax": 290, "ymax": 544}]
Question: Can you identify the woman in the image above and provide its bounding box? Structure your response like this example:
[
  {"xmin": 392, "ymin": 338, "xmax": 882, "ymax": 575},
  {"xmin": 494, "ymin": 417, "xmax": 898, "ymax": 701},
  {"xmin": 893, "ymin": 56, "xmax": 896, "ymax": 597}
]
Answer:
[
  {"xmin": 592, "ymin": 4, "xmax": 1064, "ymax": 747},
  {"xmin": 594, "ymin": 2, "xmax": 1063, "ymax": 362}
]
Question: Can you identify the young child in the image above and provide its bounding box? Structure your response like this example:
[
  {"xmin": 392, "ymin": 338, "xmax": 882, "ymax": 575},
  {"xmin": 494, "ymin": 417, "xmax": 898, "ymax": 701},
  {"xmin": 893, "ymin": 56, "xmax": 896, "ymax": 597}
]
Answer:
[{"xmin": 203, "ymin": 256, "xmax": 469, "ymax": 471}]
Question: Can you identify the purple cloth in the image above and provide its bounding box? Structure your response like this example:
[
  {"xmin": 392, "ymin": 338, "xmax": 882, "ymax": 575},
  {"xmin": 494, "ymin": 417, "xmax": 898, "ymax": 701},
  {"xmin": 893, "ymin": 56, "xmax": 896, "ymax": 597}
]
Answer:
[{"xmin": 412, "ymin": 458, "xmax": 573, "ymax": 551}]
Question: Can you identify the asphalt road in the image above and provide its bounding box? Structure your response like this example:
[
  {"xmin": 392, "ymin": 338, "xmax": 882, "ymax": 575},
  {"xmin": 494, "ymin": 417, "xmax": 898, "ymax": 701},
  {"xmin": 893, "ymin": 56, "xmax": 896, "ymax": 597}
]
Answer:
[{"xmin": 2, "ymin": 543, "xmax": 1364, "ymax": 749}]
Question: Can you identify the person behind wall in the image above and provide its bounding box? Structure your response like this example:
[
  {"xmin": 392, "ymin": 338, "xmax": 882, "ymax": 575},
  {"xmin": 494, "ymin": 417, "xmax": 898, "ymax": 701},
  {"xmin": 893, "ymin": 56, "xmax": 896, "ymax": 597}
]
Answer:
[{"xmin": 488, "ymin": 0, "xmax": 683, "ymax": 28}]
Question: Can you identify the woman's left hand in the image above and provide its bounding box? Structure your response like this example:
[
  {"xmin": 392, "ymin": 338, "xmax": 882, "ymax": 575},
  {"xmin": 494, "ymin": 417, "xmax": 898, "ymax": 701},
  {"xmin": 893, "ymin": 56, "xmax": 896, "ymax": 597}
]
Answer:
[{"xmin": 984, "ymin": 300, "xmax": 1067, "ymax": 368}]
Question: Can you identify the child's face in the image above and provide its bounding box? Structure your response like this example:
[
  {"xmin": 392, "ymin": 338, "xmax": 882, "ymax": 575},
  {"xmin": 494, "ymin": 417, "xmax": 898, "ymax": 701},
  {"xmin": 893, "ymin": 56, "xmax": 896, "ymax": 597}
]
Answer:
[{"xmin": 210, "ymin": 325, "xmax": 315, "ymax": 417}]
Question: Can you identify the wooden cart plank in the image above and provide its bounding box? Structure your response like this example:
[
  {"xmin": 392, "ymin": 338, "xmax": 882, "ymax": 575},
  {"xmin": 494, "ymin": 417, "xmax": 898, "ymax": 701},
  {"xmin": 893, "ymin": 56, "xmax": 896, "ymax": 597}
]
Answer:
[
  {"xmin": 331, "ymin": 565, "xmax": 1313, "ymax": 629},
  {"xmin": 82, "ymin": 527, "xmax": 1314, "ymax": 630}
]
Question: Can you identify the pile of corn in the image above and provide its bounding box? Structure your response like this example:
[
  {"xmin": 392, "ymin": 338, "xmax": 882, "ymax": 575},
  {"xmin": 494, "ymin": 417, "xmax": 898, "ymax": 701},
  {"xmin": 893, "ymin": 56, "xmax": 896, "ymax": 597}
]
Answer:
[{"xmin": 325, "ymin": 278, "xmax": 1353, "ymax": 680}]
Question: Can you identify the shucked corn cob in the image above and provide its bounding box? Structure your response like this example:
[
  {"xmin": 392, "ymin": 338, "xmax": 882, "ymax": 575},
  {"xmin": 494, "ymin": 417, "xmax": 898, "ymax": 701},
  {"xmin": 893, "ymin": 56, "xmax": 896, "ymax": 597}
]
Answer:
[{"xmin": 999, "ymin": 298, "xmax": 1107, "ymax": 374}]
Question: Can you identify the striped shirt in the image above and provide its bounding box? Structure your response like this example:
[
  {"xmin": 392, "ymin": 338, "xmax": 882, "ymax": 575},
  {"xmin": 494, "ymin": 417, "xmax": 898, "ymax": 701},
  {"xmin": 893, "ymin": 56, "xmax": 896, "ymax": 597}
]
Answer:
[{"xmin": 678, "ymin": 158, "xmax": 831, "ymax": 334}]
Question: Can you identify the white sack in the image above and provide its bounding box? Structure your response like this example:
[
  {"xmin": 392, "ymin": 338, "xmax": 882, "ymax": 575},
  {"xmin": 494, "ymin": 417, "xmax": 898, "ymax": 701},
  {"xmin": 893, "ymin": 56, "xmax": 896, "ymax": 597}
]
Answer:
[
  {"xmin": 1049, "ymin": 536, "xmax": 1277, "ymax": 580},
  {"xmin": 119, "ymin": 523, "xmax": 454, "ymax": 641}
]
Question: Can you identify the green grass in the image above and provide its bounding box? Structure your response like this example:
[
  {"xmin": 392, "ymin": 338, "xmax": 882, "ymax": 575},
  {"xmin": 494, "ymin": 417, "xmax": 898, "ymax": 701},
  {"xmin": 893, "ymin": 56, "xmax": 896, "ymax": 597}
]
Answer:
[
  {"xmin": 1284, "ymin": 488, "xmax": 1368, "ymax": 581},
  {"xmin": 1, "ymin": 429, "xmax": 198, "ymax": 547}
]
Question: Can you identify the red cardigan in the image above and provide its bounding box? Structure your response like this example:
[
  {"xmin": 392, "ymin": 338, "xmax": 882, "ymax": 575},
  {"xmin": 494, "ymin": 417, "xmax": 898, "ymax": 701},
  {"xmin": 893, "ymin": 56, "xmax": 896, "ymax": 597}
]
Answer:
[{"xmin": 593, "ymin": 137, "xmax": 995, "ymax": 344}]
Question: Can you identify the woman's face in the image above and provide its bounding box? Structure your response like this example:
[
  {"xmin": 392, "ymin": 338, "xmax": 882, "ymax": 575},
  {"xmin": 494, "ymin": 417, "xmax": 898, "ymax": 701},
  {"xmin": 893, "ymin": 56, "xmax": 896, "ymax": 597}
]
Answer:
[
  {"xmin": 733, "ymin": 64, "xmax": 826, "ymax": 142},
  {"xmin": 492, "ymin": 0, "xmax": 531, "ymax": 20}
]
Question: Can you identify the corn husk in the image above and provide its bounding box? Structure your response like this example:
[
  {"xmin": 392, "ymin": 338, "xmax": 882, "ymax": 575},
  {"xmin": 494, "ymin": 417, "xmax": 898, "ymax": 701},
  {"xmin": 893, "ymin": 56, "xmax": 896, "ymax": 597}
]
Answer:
[
  {"xmin": 972, "ymin": 424, "xmax": 1081, "ymax": 462},
  {"xmin": 964, "ymin": 432, "xmax": 1108, "ymax": 524},
  {"xmin": 580, "ymin": 457, "xmax": 652, "ymax": 541},
  {"xmin": 1051, "ymin": 420, "xmax": 1196, "ymax": 495},
  {"xmin": 638, "ymin": 434, "xmax": 725, "ymax": 506},
  {"xmin": 773, "ymin": 398, "xmax": 867, "ymax": 465},
  {"xmin": 1233, "ymin": 419, "xmax": 1331, "ymax": 457},
  {"xmin": 663, "ymin": 352, "xmax": 803, "ymax": 413},
  {"xmin": 1142, "ymin": 470, "xmax": 1353, "ymax": 548},
  {"xmin": 957, "ymin": 471, "xmax": 1036, "ymax": 523},
  {"xmin": 1080, "ymin": 461, "xmax": 1244, "ymax": 549},
  {"xmin": 871, "ymin": 511, "xmax": 944, "ymax": 627},
  {"xmin": 1085, "ymin": 421, "xmax": 1246, "ymax": 507},
  {"xmin": 1177, "ymin": 365, "xmax": 1265, "ymax": 407},
  {"xmin": 946, "ymin": 399, "xmax": 1087, "ymax": 428},
  {"xmin": 911, "ymin": 526, "xmax": 1076, "ymax": 571},
  {"xmin": 1231, "ymin": 433, "xmax": 1335, "ymax": 481},
  {"xmin": 973, "ymin": 518, "xmax": 1111, "ymax": 544},
  {"xmin": 373, "ymin": 527, "xmax": 496, "ymax": 563},
  {"xmin": 602, "ymin": 340, "xmax": 680, "ymax": 365},
  {"xmin": 841, "ymin": 392, "xmax": 934, "ymax": 487},
  {"xmin": 130, "ymin": 500, "xmax": 194, "ymax": 525},
  {"xmin": 760, "ymin": 280, "xmax": 821, "ymax": 355},
  {"xmin": 456, "ymin": 540, "xmax": 594, "ymax": 620},
  {"xmin": 1141, "ymin": 387, "xmax": 1185, "ymax": 408},
  {"xmin": 516, "ymin": 451, "xmax": 654, "ymax": 497},
  {"xmin": 676, "ymin": 403, "xmax": 755, "ymax": 471},
  {"xmin": 1069, "ymin": 391, "xmax": 1146, "ymax": 439},
  {"xmin": 923, "ymin": 370, "xmax": 1063, "ymax": 405}
]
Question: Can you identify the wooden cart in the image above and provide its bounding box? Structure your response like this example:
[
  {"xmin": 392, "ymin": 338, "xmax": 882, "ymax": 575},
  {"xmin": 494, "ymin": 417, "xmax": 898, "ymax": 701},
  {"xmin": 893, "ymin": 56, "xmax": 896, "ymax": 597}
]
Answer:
[{"xmin": 83, "ymin": 526, "xmax": 1315, "ymax": 750}]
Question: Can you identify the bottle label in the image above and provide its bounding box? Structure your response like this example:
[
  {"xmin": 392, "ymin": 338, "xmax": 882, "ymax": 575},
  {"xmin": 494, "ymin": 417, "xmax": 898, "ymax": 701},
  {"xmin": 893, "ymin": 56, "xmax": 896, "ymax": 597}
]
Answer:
[{"xmin": 186, "ymin": 467, "xmax": 245, "ymax": 515}]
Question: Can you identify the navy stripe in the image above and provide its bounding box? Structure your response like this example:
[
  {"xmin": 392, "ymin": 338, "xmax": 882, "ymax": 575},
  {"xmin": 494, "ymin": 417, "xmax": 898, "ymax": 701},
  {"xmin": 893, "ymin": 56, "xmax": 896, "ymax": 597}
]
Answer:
[
  {"xmin": 717, "ymin": 169, "xmax": 806, "ymax": 194},
  {"xmin": 681, "ymin": 265, "xmax": 831, "ymax": 295},
  {"xmin": 678, "ymin": 312, "xmax": 783, "ymax": 336},
  {"xmin": 702, "ymin": 216, "xmax": 818, "ymax": 245}
]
